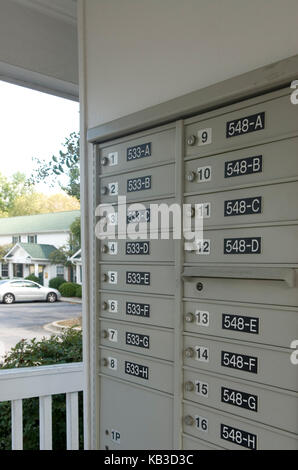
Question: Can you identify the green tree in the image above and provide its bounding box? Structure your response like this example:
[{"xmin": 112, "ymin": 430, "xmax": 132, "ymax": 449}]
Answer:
[
  {"xmin": 69, "ymin": 216, "xmax": 81, "ymax": 252},
  {"xmin": 49, "ymin": 217, "xmax": 81, "ymax": 266},
  {"xmin": 29, "ymin": 132, "xmax": 80, "ymax": 200},
  {"xmin": 0, "ymin": 172, "xmax": 30, "ymax": 215}
]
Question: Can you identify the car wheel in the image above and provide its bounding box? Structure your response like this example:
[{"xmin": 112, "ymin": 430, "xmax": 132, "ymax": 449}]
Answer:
[
  {"xmin": 3, "ymin": 293, "xmax": 15, "ymax": 304},
  {"xmin": 47, "ymin": 292, "xmax": 57, "ymax": 303}
]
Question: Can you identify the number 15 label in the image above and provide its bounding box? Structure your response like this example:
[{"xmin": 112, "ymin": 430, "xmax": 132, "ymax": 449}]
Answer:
[{"xmin": 198, "ymin": 128, "xmax": 212, "ymax": 146}]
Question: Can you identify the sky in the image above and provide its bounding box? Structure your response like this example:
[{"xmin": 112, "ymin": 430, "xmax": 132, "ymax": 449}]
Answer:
[{"xmin": 0, "ymin": 81, "xmax": 80, "ymax": 194}]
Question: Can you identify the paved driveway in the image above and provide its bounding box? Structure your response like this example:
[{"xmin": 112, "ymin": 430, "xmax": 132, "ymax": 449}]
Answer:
[{"xmin": 0, "ymin": 301, "xmax": 81, "ymax": 358}]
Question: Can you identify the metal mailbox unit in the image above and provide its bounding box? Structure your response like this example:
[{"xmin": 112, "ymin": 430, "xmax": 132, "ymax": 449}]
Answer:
[{"xmin": 86, "ymin": 56, "xmax": 298, "ymax": 450}]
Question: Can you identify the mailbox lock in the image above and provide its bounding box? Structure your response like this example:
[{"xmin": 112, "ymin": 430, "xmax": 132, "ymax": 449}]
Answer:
[
  {"xmin": 185, "ymin": 312, "xmax": 194, "ymax": 323},
  {"xmin": 101, "ymin": 186, "xmax": 108, "ymax": 196},
  {"xmin": 184, "ymin": 415, "xmax": 194, "ymax": 426},
  {"xmin": 101, "ymin": 273, "xmax": 108, "ymax": 282},
  {"xmin": 102, "ymin": 358, "xmax": 108, "ymax": 367},
  {"xmin": 101, "ymin": 245, "xmax": 108, "ymax": 254},
  {"xmin": 186, "ymin": 171, "xmax": 196, "ymax": 182},
  {"xmin": 101, "ymin": 157, "xmax": 109, "ymax": 166},
  {"xmin": 196, "ymin": 282, "xmax": 204, "ymax": 291},
  {"xmin": 102, "ymin": 330, "xmax": 109, "ymax": 339},
  {"xmin": 102, "ymin": 301, "xmax": 108, "ymax": 310},
  {"xmin": 184, "ymin": 381, "xmax": 195, "ymax": 392},
  {"xmin": 184, "ymin": 348, "xmax": 195, "ymax": 358},
  {"xmin": 187, "ymin": 135, "xmax": 196, "ymax": 146}
]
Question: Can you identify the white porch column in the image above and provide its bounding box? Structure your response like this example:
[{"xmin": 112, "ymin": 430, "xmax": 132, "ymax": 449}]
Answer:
[
  {"xmin": 8, "ymin": 262, "xmax": 13, "ymax": 279},
  {"xmin": 34, "ymin": 263, "xmax": 39, "ymax": 277},
  {"xmin": 76, "ymin": 264, "xmax": 80, "ymax": 284}
]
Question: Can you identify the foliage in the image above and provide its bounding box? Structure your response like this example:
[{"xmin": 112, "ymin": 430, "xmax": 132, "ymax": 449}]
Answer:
[
  {"xmin": 0, "ymin": 244, "xmax": 13, "ymax": 261},
  {"xmin": 0, "ymin": 172, "xmax": 31, "ymax": 216},
  {"xmin": 76, "ymin": 285, "xmax": 82, "ymax": 298},
  {"xmin": 48, "ymin": 246, "xmax": 70, "ymax": 266},
  {"xmin": 29, "ymin": 132, "xmax": 80, "ymax": 201},
  {"xmin": 10, "ymin": 192, "xmax": 80, "ymax": 217},
  {"xmin": 69, "ymin": 216, "xmax": 81, "ymax": 252},
  {"xmin": 59, "ymin": 282, "xmax": 80, "ymax": 297},
  {"xmin": 25, "ymin": 274, "xmax": 40, "ymax": 284},
  {"xmin": 49, "ymin": 277, "xmax": 66, "ymax": 290},
  {"xmin": 0, "ymin": 329, "xmax": 83, "ymax": 450}
]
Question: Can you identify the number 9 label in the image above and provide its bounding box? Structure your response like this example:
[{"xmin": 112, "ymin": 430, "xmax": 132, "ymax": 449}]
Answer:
[{"xmin": 198, "ymin": 128, "xmax": 212, "ymax": 146}]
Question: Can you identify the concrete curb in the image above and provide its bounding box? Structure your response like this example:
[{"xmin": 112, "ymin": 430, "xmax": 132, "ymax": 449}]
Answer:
[
  {"xmin": 60, "ymin": 297, "xmax": 82, "ymax": 304},
  {"xmin": 43, "ymin": 320, "xmax": 81, "ymax": 334}
]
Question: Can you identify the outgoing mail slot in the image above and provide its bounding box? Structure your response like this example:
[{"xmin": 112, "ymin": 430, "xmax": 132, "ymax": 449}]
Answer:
[
  {"xmin": 183, "ymin": 334, "xmax": 298, "ymax": 391},
  {"xmin": 99, "ymin": 320, "xmax": 174, "ymax": 361},
  {"xmin": 184, "ymin": 275, "xmax": 298, "ymax": 307},
  {"xmin": 183, "ymin": 300, "xmax": 298, "ymax": 348},
  {"xmin": 99, "ymin": 347, "xmax": 173, "ymax": 394},
  {"xmin": 185, "ymin": 225, "xmax": 298, "ymax": 264},
  {"xmin": 185, "ymin": 181, "xmax": 298, "ymax": 228},
  {"xmin": 100, "ymin": 292, "xmax": 175, "ymax": 328},
  {"xmin": 183, "ymin": 369, "xmax": 298, "ymax": 434},
  {"xmin": 100, "ymin": 264, "xmax": 175, "ymax": 295},
  {"xmin": 183, "ymin": 402, "xmax": 298, "ymax": 450},
  {"xmin": 185, "ymin": 89, "xmax": 298, "ymax": 158},
  {"xmin": 98, "ymin": 125, "xmax": 175, "ymax": 175},
  {"xmin": 99, "ymin": 164, "xmax": 175, "ymax": 203},
  {"xmin": 100, "ymin": 238, "xmax": 175, "ymax": 263},
  {"xmin": 184, "ymin": 136, "xmax": 298, "ymax": 193}
]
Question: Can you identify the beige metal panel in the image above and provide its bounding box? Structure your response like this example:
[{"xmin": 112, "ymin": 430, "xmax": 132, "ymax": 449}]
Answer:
[
  {"xmin": 185, "ymin": 137, "xmax": 298, "ymax": 194},
  {"xmin": 98, "ymin": 125, "xmax": 175, "ymax": 175},
  {"xmin": 99, "ymin": 164, "xmax": 175, "ymax": 203},
  {"xmin": 183, "ymin": 369, "xmax": 298, "ymax": 434},
  {"xmin": 183, "ymin": 334, "xmax": 298, "ymax": 391},
  {"xmin": 99, "ymin": 377, "xmax": 173, "ymax": 450},
  {"xmin": 183, "ymin": 402, "xmax": 298, "ymax": 450},
  {"xmin": 185, "ymin": 181, "xmax": 298, "ymax": 228},
  {"xmin": 99, "ymin": 320, "xmax": 174, "ymax": 361},
  {"xmin": 100, "ymin": 292, "xmax": 175, "ymax": 329},
  {"xmin": 182, "ymin": 434, "xmax": 224, "ymax": 450},
  {"xmin": 185, "ymin": 225, "xmax": 298, "ymax": 264},
  {"xmin": 99, "ymin": 238, "xmax": 175, "ymax": 263},
  {"xmin": 100, "ymin": 264, "xmax": 175, "ymax": 295},
  {"xmin": 185, "ymin": 91, "xmax": 298, "ymax": 158},
  {"xmin": 99, "ymin": 348, "xmax": 173, "ymax": 394},
  {"xmin": 183, "ymin": 300, "xmax": 298, "ymax": 348}
]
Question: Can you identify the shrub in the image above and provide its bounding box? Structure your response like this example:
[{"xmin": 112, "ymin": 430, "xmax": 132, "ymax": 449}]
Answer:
[
  {"xmin": 0, "ymin": 329, "xmax": 83, "ymax": 450},
  {"xmin": 49, "ymin": 277, "xmax": 66, "ymax": 290},
  {"xmin": 76, "ymin": 285, "xmax": 82, "ymax": 298},
  {"xmin": 59, "ymin": 282, "xmax": 79, "ymax": 297},
  {"xmin": 25, "ymin": 274, "xmax": 40, "ymax": 284}
]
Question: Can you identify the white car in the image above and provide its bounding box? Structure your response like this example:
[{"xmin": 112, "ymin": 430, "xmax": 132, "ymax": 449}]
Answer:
[{"xmin": 0, "ymin": 279, "xmax": 61, "ymax": 304}]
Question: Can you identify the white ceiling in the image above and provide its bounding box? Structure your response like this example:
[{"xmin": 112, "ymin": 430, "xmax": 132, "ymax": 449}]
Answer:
[{"xmin": 11, "ymin": 0, "xmax": 77, "ymax": 24}]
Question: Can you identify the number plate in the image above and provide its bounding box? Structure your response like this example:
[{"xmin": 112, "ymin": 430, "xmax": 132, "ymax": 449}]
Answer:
[
  {"xmin": 221, "ymin": 387, "xmax": 258, "ymax": 412},
  {"xmin": 220, "ymin": 424, "xmax": 257, "ymax": 450},
  {"xmin": 127, "ymin": 175, "xmax": 152, "ymax": 192},
  {"xmin": 126, "ymin": 241, "xmax": 150, "ymax": 255},
  {"xmin": 226, "ymin": 112, "xmax": 265, "ymax": 138},
  {"xmin": 127, "ymin": 208, "xmax": 151, "ymax": 224},
  {"xmin": 126, "ymin": 302, "xmax": 150, "ymax": 318},
  {"xmin": 222, "ymin": 314, "xmax": 259, "ymax": 334},
  {"xmin": 125, "ymin": 332, "xmax": 150, "ymax": 349},
  {"xmin": 224, "ymin": 237, "xmax": 261, "ymax": 254},
  {"xmin": 124, "ymin": 361, "xmax": 149, "ymax": 380},
  {"xmin": 126, "ymin": 271, "xmax": 151, "ymax": 285},
  {"xmin": 224, "ymin": 155, "xmax": 263, "ymax": 178},
  {"xmin": 127, "ymin": 142, "xmax": 152, "ymax": 161},
  {"xmin": 224, "ymin": 197, "xmax": 262, "ymax": 216},
  {"xmin": 221, "ymin": 351, "xmax": 258, "ymax": 374}
]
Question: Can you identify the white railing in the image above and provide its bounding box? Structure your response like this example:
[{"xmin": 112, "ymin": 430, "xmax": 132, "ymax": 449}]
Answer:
[{"xmin": 0, "ymin": 362, "xmax": 84, "ymax": 450}]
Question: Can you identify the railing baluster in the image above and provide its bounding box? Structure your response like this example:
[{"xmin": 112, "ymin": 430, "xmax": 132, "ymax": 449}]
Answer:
[
  {"xmin": 66, "ymin": 392, "xmax": 79, "ymax": 450},
  {"xmin": 39, "ymin": 395, "xmax": 52, "ymax": 450},
  {"xmin": 11, "ymin": 399, "xmax": 23, "ymax": 450}
]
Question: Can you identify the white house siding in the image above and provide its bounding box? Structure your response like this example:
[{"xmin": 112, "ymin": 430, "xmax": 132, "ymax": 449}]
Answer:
[{"xmin": 0, "ymin": 231, "xmax": 69, "ymax": 248}]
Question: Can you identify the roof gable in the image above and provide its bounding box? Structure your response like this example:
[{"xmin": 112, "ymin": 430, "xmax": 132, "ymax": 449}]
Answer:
[{"xmin": 5, "ymin": 243, "xmax": 57, "ymax": 260}]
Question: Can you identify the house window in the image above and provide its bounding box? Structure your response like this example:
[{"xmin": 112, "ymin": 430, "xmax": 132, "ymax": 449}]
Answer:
[
  {"xmin": 1, "ymin": 264, "xmax": 8, "ymax": 278},
  {"xmin": 56, "ymin": 266, "xmax": 64, "ymax": 278},
  {"xmin": 27, "ymin": 235, "xmax": 37, "ymax": 244},
  {"xmin": 12, "ymin": 236, "xmax": 21, "ymax": 244}
]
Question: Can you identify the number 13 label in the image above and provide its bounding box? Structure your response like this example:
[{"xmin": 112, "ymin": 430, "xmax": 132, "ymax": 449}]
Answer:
[{"xmin": 198, "ymin": 128, "xmax": 212, "ymax": 146}]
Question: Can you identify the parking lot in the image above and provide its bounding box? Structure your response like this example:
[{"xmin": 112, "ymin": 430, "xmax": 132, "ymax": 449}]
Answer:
[{"xmin": 0, "ymin": 301, "xmax": 82, "ymax": 358}]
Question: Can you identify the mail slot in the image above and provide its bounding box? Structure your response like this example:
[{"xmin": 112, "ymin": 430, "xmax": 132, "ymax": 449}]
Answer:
[
  {"xmin": 99, "ymin": 320, "xmax": 174, "ymax": 361},
  {"xmin": 185, "ymin": 225, "xmax": 298, "ymax": 264},
  {"xmin": 98, "ymin": 125, "xmax": 175, "ymax": 176},
  {"xmin": 185, "ymin": 90, "xmax": 298, "ymax": 158},
  {"xmin": 99, "ymin": 238, "xmax": 175, "ymax": 263},
  {"xmin": 99, "ymin": 164, "xmax": 175, "ymax": 203},
  {"xmin": 185, "ymin": 181, "xmax": 298, "ymax": 228},
  {"xmin": 183, "ymin": 334, "xmax": 298, "ymax": 391},
  {"xmin": 99, "ymin": 376, "xmax": 173, "ymax": 450},
  {"xmin": 183, "ymin": 368, "xmax": 298, "ymax": 434},
  {"xmin": 184, "ymin": 276, "xmax": 298, "ymax": 307},
  {"xmin": 183, "ymin": 402, "xmax": 298, "ymax": 450},
  {"xmin": 184, "ymin": 136, "xmax": 298, "ymax": 194},
  {"xmin": 183, "ymin": 300, "xmax": 298, "ymax": 348},
  {"xmin": 182, "ymin": 435, "xmax": 225, "ymax": 450},
  {"xmin": 100, "ymin": 292, "xmax": 175, "ymax": 329},
  {"xmin": 99, "ymin": 347, "xmax": 173, "ymax": 394}
]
